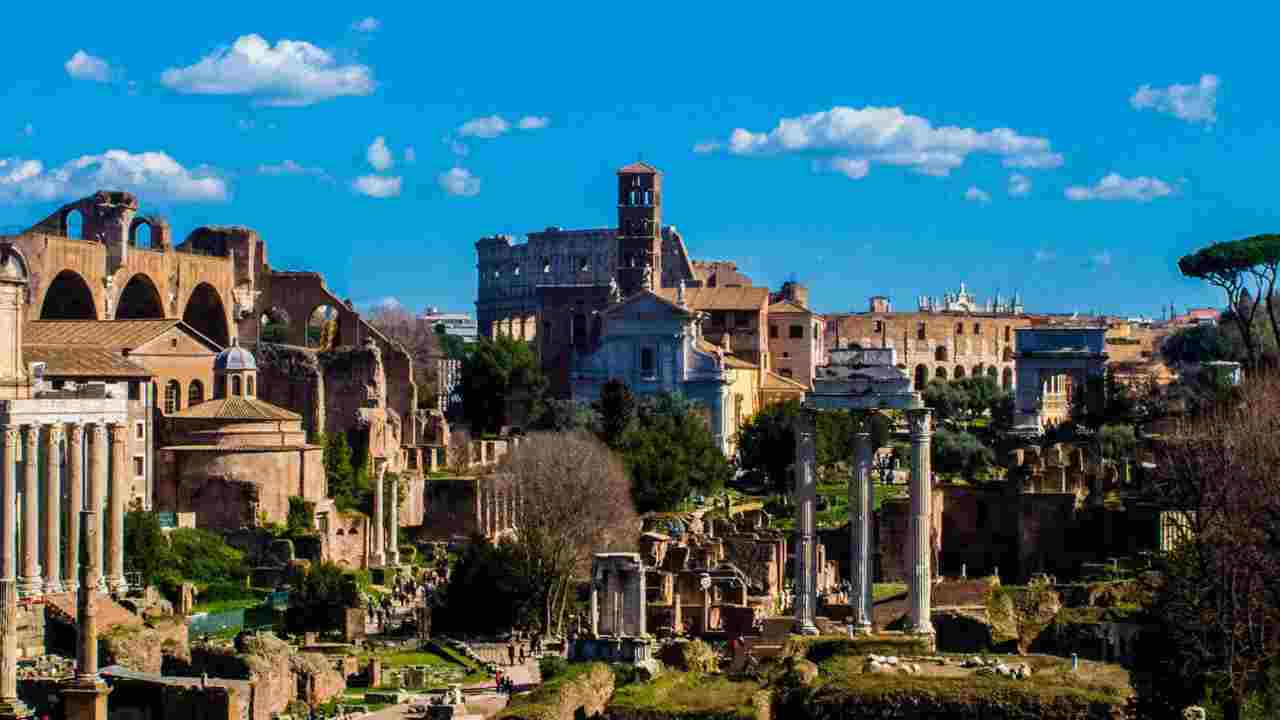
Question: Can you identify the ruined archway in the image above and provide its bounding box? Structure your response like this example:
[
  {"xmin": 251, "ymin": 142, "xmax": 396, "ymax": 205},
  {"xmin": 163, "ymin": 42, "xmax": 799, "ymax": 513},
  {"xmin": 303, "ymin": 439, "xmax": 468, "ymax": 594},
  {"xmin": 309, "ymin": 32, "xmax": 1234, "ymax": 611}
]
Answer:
[
  {"xmin": 116, "ymin": 273, "xmax": 165, "ymax": 320},
  {"xmin": 130, "ymin": 218, "xmax": 153, "ymax": 249},
  {"xmin": 259, "ymin": 307, "xmax": 290, "ymax": 343},
  {"xmin": 307, "ymin": 305, "xmax": 340, "ymax": 349},
  {"xmin": 183, "ymin": 282, "xmax": 230, "ymax": 347},
  {"xmin": 64, "ymin": 208, "xmax": 84, "ymax": 239},
  {"xmin": 40, "ymin": 270, "xmax": 97, "ymax": 320}
]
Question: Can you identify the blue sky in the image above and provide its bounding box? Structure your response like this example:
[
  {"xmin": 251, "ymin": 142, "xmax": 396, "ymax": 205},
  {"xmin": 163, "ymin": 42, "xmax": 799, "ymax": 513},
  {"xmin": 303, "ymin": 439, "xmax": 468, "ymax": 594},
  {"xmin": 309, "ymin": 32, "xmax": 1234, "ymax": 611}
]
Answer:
[{"xmin": 1, "ymin": 2, "xmax": 1274, "ymax": 319}]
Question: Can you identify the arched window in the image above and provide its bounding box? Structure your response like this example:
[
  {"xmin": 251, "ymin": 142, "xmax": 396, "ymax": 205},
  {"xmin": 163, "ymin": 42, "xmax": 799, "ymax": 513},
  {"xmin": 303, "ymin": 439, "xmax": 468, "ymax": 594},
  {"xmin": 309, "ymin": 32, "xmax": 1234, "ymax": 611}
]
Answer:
[
  {"xmin": 1004, "ymin": 326, "xmax": 1011, "ymax": 342},
  {"xmin": 246, "ymin": 376, "xmax": 255, "ymax": 396},
  {"xmin": 914, "ymin": 365, "xmax": 927, "ymax": 389},
  {"xmin": 640, "ymin": 348, "xmax": 656, "ymax": 378},
  {"xmin": 935, "ymin": 367, "xmax": 948, "ymax": 381},
  {"xmin": 955, "ymin": 322, "xmax": 963, "ymax": 335},
  {"xmin": 188, "ymin": 380, "xmax": 204, "ymax": 407},
  {"xmin": 917, "ymin": 322, "xmax": 926, "ymax": 340},
  {"xmin": 935, "ymin": 345, "xmax": 948, "ymax": 362},
  {"xmin": 164, "ymin": 380, "xmax": 181, "ymax": 414},
  {"xmin": 954, "ymin": 366, "xmax": 966, "ymax": 379},
  {"xmin": 232, "ymin": 375, "xmax": 243, "ymax": 396}
]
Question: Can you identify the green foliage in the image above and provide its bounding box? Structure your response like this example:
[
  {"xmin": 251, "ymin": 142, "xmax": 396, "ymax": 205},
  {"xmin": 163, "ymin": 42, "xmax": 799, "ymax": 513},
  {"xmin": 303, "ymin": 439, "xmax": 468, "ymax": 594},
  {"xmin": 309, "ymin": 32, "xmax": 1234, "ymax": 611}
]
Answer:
[
  {"xmin": 459, "ymin": 335, "xmax": 546, "ymax": 434},
  {"xmin": 538, "ymin": 655, "xmax": 570, "ymax": 682},
  {"xmin": 167, "ymin": 528, "xmax": 249, "ymax": 586},
  {"xmin": 325, "ymin": 432, "xmax": 372, "ymax": 513},
  {"xmin": 530, "ymin": 398, "xmax": 600, "ymax": 433},
  {"xmin": 735, "ymin": 399, "xmax": 799, "ymax": 494},
  {"xmin": 1163, "ymin": 323, "xmax": 1242, "ymax": 364},
  {"xmin": 619, "ymin": 393, "xmax": 732, "ymax": 513},
  {"xmin": 1097, "ymin": 423, "xmax": 1136, "ymax": 461},
  {"xmin": 925, "ymin": 376, "xmax": 1009, "ymax": 428},
  {"xmin": 435, "ymin": 537, "xmax": 541, "ymax": 634},
  {"xmin": 597, "ymin": 378, "xmax": 637, "ymax": 447},
  {"xmin": 123, "ymin": 511, "xmax": 168, "ymax": 586},
  {"xmin": 287, "ymin": 496, "xmax": 315, "ymax": 534},
  {"xmin": 931, "ymin": 428, "xmax": 995, "ymax": 478}
]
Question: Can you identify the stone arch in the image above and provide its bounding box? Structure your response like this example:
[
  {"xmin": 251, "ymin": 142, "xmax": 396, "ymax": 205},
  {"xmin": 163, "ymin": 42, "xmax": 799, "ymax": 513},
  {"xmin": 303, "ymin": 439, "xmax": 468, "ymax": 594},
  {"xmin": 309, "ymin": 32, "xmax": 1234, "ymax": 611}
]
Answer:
[
  {"xmin": 117, "ymin": 273, "xmax": 166, "ymax": 320},
  {"xmin": 935, "ymin": 345, "xmax": 948, "ymax": 362},
  {"xmin": 188, "ymin": 380, "xmax": 205, "ymax": 407},
  {"xmin": 129, "ymin": 218, "xmax": 154, "ymax": 249},
  {"xmin": 63, "ymin": 208, "xmax": 84, "ymax": 239},
  {"xmin": 935, "ymin": 366, "xmax": 948, "ymax": 381},
  {"xmin": 258, "ymin": 307, "xmax": 290, "ymax": 343},
  {"xmin": 39, "ymin": 270, "xmax": 97, "ymax": 320},
  {"xmin": 1002, "ymin": 367, "xmax": 1013, "ymax": 390},
  {"xmin": 914, "ymin": 364, "xmax": 927, "ymax": 389},
  {"xmin": 183, "ymin": 282, "xmax": 230, "ymax": 347},
  {"xmin": 307, "ymin": 304, "xmax": 341, "ymax": 349},
  {"xmin": 954, "ymin": 366, "xmax": 966, "ymax": 379}
]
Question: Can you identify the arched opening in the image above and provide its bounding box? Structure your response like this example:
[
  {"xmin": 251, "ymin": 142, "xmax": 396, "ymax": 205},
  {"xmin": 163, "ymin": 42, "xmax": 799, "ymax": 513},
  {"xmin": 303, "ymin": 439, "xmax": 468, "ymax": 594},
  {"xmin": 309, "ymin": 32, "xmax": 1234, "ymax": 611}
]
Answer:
[
  {"xmin": 64, "ymin": 209, "xmax": 83, "ymax": 239},
  {"xmin": 259, "ymin": 307, "xmax": 290, "ymax": 343},
  {"xmin": 935, "ymin": 366, "xmax": 948, "ymax": 381},
  {"xmin": 130, "ymin": 220, "xmax": 153, "ymax": 249},
  {"xmin": 187, "ymin": 380, "xmax": 204, "ymax": 407},
  {"xmin": 1002, "ymin": 367, "xmax": 1013, "ymax": 390},
  {"xmin": 182, "ymin": 283, "xmax": 230, "ymax": 347},
  {"xmin": 40, "ymin": 270, "xmax": 97, "ymax": 320},
  {"xmin": 986, "ymin": 366, "xmax": 997, "ymax": 380},
  {"xmin": 934, "ymin": 346, "xmax": 948, "ymax": 362},
  {"xmin": 231, "ymin": 375, "xmax": 243, "ymax": 396},
  {"xmin": 1002, "ymin": 347, "xmax": 1014, "ymax": 362},
  {"xmin": 954, "ymin": 366, "xmax": 966, "ymax": 379},
  {"xmin": 246, "ymin": 376, "xmax": 255, "ymax": 396},
  {"xmin": 914, "ymin": 365, "xmax": 927, "ymax": 389},
  {"xmin": 307, "ymin": 305, "xmax": 340, "ymax": 349},
  {"xmin": 116, "ymin": 274, "xmax": 165, "ymax": 320},
  {"xmin": 164, "ymin": 380, "xmax": 181, "ymax": 414}
]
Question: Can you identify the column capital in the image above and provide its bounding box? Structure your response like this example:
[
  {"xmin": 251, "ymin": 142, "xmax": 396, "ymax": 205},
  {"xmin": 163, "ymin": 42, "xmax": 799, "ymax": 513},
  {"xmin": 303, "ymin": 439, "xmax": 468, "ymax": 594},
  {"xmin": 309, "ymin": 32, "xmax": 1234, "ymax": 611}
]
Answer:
[
  {"xmin": 907, "ymin": 407, "xmax": 932, "ymax": 437},
  {"xmin": 107, "ymin": 423, "xmax": 125, "ymax": 443},
  {"xmin": 89, "ymin": 423, "xmax": 106, "ymax": 440},
  {"xmin": 22, "ymin": 426, "xmax": 37, "ymax": 449},
  {"xmin": 47, "ymin": 424, "xmax": 64, "ymax": 442},
  {"xmin": 2, "ymin": 428, "xmax": 17, "ymax": 445}
]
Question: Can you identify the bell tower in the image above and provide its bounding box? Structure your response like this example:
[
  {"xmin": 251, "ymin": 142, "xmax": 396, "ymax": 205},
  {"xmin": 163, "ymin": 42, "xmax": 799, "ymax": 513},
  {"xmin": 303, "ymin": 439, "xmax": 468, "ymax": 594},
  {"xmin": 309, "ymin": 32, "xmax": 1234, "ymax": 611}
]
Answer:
[{"xmin": 615, "ymin": 162, "xmax": 662, "ymax": 296}]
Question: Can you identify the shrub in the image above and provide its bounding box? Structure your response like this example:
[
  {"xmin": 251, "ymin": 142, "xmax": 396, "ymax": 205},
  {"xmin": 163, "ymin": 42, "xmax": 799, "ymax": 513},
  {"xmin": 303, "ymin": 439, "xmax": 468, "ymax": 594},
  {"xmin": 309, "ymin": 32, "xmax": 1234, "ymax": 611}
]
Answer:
[{"xmin": 539, "ymin": 655, "xmax": 569, "ymax": 682}]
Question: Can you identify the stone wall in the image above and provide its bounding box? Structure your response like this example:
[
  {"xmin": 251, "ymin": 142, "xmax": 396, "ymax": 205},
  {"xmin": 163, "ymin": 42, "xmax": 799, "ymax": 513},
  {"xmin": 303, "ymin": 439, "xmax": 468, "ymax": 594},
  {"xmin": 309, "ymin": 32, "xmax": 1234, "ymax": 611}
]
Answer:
[
  {"xmin": 189, "ymin": 632, "xmax": 299, "ymax": 720},
  {"xmin": 155, "ymin": 446, "xmax": 325, "ymax": 530},
  {"xmin": 877, "ymin": 489, "xmax": 945, "ymax": 583},
  {"xmin": 255, "ymin": 343, "xmax": 325, "ymax": 437},
  {"xmin": 15, "ymin": 603, "xmax": 44, "ymax": 658},
  {"xmin": 324, "ymin": 511, "xmax": 370, "ymax": 569},
  {"xmin": 101, "ymin": 617, "xmax": 191, "ymax": 674},
  {"xmin": 418, "ymin": 478, "xmax": 480, "ymax": 540}
]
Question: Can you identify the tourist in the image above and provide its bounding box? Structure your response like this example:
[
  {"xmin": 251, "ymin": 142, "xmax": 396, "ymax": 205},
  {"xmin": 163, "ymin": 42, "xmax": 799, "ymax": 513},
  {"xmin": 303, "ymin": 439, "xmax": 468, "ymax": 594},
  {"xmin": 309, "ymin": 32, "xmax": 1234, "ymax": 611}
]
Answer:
[
  {"xmin": 507, "ymin": 641, "xmax": 516, "ymax": 666},
  {"xmin": 519, "ymin": 643, "xmax": 526, "ymax": 664}
]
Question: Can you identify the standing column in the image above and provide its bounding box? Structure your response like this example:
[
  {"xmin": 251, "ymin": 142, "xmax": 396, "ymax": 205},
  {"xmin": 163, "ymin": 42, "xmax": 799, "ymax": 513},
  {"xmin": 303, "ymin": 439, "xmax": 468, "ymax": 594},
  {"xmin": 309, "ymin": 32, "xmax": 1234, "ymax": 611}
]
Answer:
[
  {"xmin": 0, "ymin": 430, "xmax": 17, "ymax": 585},
  {"xmin": 850, "ymin": 425, "xmax": 873, "ymax": 634},
  {"xmin": 88, "ymin": 424, "xmax": 107, "ymax": 592},
  {"xmin": 63, "ymin": 424, "xmax": 83, "ymax": 595},
  {"xmin": 792, "ymin": 407, "xmax": 819, "ymax": 636},
  {"xmin": 106, "ymin": 424, "xmax": 127, "ymax": 595},
  {"xmin": 62, "ymin": 510, "xmax": 111, "ymax": 720},
  {"xmin": 370, "ymin": 464, "xmax": 385, "ymax": 567},
  {"xmin": 386, "ymin": 475, "xmax": 400, "ymax": 566},
  {"xmin": 907, "ymin": 408, "xmax": 935, "ymax": 636},
  {"xmin": 0, "ymin": 429, "xmax": 29, "ymax": 720},
  {"xmin": 42, "ymin": 426, "xmax": 63, "ymax": 594},
  {"xmin": 19, "ymin": 426, "xmax": 41, "ymax": 596}
]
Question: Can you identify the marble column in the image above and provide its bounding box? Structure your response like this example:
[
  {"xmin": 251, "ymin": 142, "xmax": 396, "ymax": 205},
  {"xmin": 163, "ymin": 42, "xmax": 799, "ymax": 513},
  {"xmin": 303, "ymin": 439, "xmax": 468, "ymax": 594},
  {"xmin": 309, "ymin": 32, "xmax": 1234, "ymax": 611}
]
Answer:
[
  {"xmin": 370, "ymin": 464, "xmax": 385, "ymax": 567},
  {"xmin": 0, "ymin": 430, "xmax": 28, "ymax": 719},
  {"xmin": 850, "ymin": 427, "xmax": 873, "ymax": 633},
  {"xmin": 42, "ymin": 426, "xmax": 63, "ymax": 594},
  {"xmin": 386, "ymin": 475, "xmax": 400, "ymax": 566},
  {"xmin": 0, "ymin": 430, "xmax": 17, "ymax": 584},
  {"xmin": 19, "ymin": 426, "xmax": 40, "ymax": 596},
  {"xmin": 588, "ymin": 579, "xmax": 599, "ymax": 638},
  {"xmin": 88, "ymin": 425, "xmax": 106, "ymax": 592},
  {"xmin": 106, "ymin": 425, "xmax": 126, "ymax": 595},
  {"xmin": 63, "ymin": 424, "xmax": 83, "ymax": 595},
  {"xmin": 63, "ymin": 510, "xmax": 111, "ymax": 720},
  {"xmin": 792, "ymin": 407, "xmax": 819, "ymax": 636},
  {"xmin": 907, "ymin": 408, "xmax": 935, "ymax": 636}
]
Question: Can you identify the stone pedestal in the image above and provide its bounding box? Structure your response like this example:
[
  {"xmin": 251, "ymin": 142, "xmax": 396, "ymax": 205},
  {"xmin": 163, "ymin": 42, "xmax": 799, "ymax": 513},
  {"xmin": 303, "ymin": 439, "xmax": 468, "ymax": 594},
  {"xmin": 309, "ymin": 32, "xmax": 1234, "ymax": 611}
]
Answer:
[
  {"xmin": 792, "ymin": 408, "xmax": 819, "ymax": 636},
  {"xmin": 62, "ymin": 683, "xmax": 110, "ymax": 720}
]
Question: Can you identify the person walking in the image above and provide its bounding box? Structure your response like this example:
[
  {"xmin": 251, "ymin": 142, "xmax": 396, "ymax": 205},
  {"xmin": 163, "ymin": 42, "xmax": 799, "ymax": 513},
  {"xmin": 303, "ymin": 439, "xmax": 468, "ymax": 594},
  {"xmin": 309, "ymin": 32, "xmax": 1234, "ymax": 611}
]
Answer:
[
  {"xmin": 507, "ymin": 640, "xmax": 516, "ymax": 666},
  {"xmin": 518, "ymin": 642, "xmax": 527, "ymax": 664}
]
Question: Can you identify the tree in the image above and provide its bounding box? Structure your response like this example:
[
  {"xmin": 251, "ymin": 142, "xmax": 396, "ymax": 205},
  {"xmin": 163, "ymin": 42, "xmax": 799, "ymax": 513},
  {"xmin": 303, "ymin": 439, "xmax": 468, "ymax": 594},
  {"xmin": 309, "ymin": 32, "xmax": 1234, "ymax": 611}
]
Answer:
[
  {"xmin": 1178, "ymin": 237, "xmax": 1280, "ymax": 368},
  {"xmin": 1096, "ymin": 423, "xmax": 1136, "ymax": 462},
  {"xmin": 620, "ymin": 393, "xmax": 733, "ymax": 512},
  {"xmin": 501, "ymin": 432, "xmax": 638, "ymax": 636},
  {"xmin": 736, "ymin": 399, "xmax": 800, "ymax": 495},
  {"xmin": 530, "ymin": 398, "xmax": 600, "ymax": 433},
  {"xmin": 324, "ymin": 432, "xmax": 370, "ymax": 512},
  {"xmin": 931, "ymin": 428, "xmax": 995, "ymax": 479},
  {"xmin": 434, "ymin": 537, "xmax": 541, "ymax": 635},
  {"xmin": 597, "ymin": 379, "xmax": 636, "ymax": 447},
  {"xmin": 124, "ymin": 511, "xmax": 169, "ymax": 587},
  {"xmin": 459, "ymin": 335, "xmax": 546, "ymax": 434},
  {"xmin": 922, "ymin": 380, "xmax": 967, "ymax": 424},
  {"xmin": 289, "ymin": 562, "xmax": 361, "ymax": 632},
  {"xmin": 1162, "ymin": 323, "xmax": 1242, "ymax": 365}
]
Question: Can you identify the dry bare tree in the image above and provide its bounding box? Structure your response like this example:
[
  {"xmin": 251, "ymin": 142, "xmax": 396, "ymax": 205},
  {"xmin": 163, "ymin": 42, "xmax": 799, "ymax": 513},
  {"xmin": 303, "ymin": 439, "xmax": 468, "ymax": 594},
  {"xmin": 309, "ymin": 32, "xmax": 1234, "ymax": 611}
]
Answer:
[
  {"xmin": 501, "ymin": 431, "xmax": 639, "ymax": 636},
  {"xmin": 367, "ymin": 302, "xmax": 445, "ymax": 406}
]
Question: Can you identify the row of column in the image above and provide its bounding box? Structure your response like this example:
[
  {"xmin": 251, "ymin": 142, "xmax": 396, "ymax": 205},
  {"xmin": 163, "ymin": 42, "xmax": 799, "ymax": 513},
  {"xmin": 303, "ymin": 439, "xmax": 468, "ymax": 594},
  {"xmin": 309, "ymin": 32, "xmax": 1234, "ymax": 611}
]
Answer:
[
  {"xmin": 795, "ymin": 407, "xmax": 934, "ymax": 637},
  {"xmin": 0, "ymin": 423, "xmax": 126, "ymax": 598},
  {"xmin": 370, "ymin": 467, "xmax": 401, "ymax": 568},
  {"xmin": 478, "ymin": 481, "xmax": 519, "ymax": 538}
]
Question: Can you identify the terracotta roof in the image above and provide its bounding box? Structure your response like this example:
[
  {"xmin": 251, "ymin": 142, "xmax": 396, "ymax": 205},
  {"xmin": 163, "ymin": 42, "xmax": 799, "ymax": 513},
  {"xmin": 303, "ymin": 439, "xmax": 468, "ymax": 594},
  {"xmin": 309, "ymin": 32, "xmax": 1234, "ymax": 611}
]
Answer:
[
  {"xmin": 617, "ymin": 161, "xmax": 660, "ymax": 174},
  {"xmin": 169, "ymin": 396, "xmax": 300, "ymax": 421},
  {"xmin": 694, "ymin": 339, "xmax": 757, "ymax": 369},
  {"xmin": 25, "ymin": 319, "xmax": 192, "ymax": 349},
  {"xmin": 656, "ymin": 286, "xmax": 768, "ymax": 311},
  {"xmin": 768, "ymin": 300, "xmax": 811, "ymax": 314},
  {"xmin": 23, "ymin": 347, "xmax": 151, "ymax": 378},
  {"xmin": 763, "ymin": 370, "xmax": 808, "ymax": 391}
]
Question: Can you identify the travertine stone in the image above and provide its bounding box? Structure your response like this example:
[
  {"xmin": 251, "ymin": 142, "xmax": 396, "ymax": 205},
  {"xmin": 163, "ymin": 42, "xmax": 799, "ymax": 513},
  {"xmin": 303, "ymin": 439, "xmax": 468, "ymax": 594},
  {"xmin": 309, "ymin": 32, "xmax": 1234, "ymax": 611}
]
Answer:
[
  {"xmin": 370, "ymin": 462, "xmax": 385, "ymax": 568},
  {"xmin": 106, "ymin": 425, "xmax": 126, "ymax": 594},
  {"xmin": 88, "ymin": 425, "xmax": 106, "ymax": 592},
  {"xmin": 850, "ymin": 429, "xmax": 873, "ymax": 633},
  {"xmin": 63, "ymin": 424, "xmax": 83, "ymax": 595},
  {"xmin": 19, "ymin": 427, "xmax": 40, "ymax": 596},
  {"xmin": 908, "ymin": 408, "xmax": 935, "ymax": 636},
  {"xmin": 42, "ymin": 426, "xmax": 63, "ymax": 594},
  {"xmin": 792, "ymin": 408, "xmax": 819, "ymax": 635}
]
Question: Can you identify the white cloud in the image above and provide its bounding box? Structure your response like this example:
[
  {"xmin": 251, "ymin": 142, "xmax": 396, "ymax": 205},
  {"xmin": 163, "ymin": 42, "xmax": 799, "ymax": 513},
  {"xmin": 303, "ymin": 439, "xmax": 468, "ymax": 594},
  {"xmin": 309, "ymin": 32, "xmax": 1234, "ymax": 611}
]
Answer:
[
  {"xmin": 352, "ymin": 174, "xmax": 402, "ymax": 198},
  {"xmin": 403, "ymin": 146, "xmax": 417, "ymax": 164},
  {"xmin": 964, "ymin": 186, "xmax": 991, "ymax": 204},
  {"xmin": 257, "ymin": 160, "xmax": 330, "ymax": 182},
  {"xmin": 367, "ymin": 136, "xmax": 393, "ymax": 171},
  {"xmin": 1008, "ymin": 173, "xmax": 1032, "ymax": 197},
  {"xmin": 829, "ymin": 157, "xmax": 870, "ymax": 179},
  {"xmin": 1065, "ymin": 173, "xmax": 1173, "ymax": 202},
  {"xmin": 0, "ymin": 150, "xmax": 226, "ymax": 204},
  {"xmin": 1033, "ymin": 249, "xmax": 1057, "ymax": 264},
  {"xmin": 65, "ymin": 51, "xmax": 112, "ymax": 82},
  {"xmin": 1131, "ymin": 74, "xmax": 1219, "ymax": 125},
  {"xmin": 161, "ymin": 34, "xmax": 375, "ymax": 107},
  {"xmin": 22, "ymin": 124, "xmax": 33, "ymax": 137},
  {"xmin": 517, "ymin": 115, "xmax": 549, "ymax": 130},
  {"xmin": 352, "ymin": 17, "xmax": 381, "ymax": 32},
  {"xmin": 723, "ymin": 105, "xmax": 1063, "ymax": 179},
  {"xmin": 1091, "ymin": 250, "xmax": 1114, "ymax": 267},
  {"xmin": 438, "ymin": 167, "xmax": 480, "ymax": 197},
  {"xmin": 693, "ymin": 141, "xmax": 722, "ymax": 154},
  {"xmin": 458, "ymin": 115, "xmax": 510, "ymax": 138}
]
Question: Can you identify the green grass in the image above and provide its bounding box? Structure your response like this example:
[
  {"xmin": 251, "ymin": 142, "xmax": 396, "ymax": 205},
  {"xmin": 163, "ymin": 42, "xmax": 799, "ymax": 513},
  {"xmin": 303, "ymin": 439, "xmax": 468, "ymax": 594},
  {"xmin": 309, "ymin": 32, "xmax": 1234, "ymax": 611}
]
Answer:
[
  {"xmin": 774, "ymin": 483, "xmax": 904, "ymax": 531},
  {"xmin": 873, "ymin": 583, "xmax": 907, "ymax": 601},
  {"xmin": 607, "ymin": 671, "xmax": 765, "ymax": 719},
  {"xmin": 360, "ymin": 641, "xmax": 490, "ymax": 685},
  {"xmin": 192, "ymin": 590, "xmax": 269, "ymax": 615},
  {"xmin": 496, "ymin": 662, "xmax": 611, "ymax": 720}
]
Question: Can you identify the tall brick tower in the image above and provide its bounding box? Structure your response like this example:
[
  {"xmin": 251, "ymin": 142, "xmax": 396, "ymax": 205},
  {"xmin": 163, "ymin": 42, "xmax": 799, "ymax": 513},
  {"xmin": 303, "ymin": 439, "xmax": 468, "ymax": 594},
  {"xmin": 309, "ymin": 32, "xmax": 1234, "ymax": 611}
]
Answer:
[{"xmin": 615, "ymin": 162, "xmax": 662, "ymax": 296}]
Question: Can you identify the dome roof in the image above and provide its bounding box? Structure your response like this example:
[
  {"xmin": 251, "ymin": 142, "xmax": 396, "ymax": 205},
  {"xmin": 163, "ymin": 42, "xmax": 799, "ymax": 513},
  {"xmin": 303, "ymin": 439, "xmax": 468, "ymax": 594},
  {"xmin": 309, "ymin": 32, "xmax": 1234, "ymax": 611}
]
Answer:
[{"xmin": 214, "ymin": 339, "xmax": 256, "ymax": 371}]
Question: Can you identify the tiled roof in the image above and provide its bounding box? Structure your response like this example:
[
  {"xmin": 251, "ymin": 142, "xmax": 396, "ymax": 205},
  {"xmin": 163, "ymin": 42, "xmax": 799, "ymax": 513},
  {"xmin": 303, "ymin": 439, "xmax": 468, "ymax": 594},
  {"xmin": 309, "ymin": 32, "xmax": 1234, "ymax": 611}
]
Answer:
[
  {"xmin": 618, "ymin": 161, "xmax": 660, "ymax": 174},
  {"xmin": 656, "ymin": 286, "xmax": 768, "ymax": 311},
  {"xmin": 23, "ymin": 346, "xmax": 151, "ymax": 378},
  {"xmin": 25, "ymin": 320, "xmax": 182, "ymax": 349},
  {"xmin": 763, "ymin": 370, "xmax": 808, "ymax": 391},
  {"xmin": 694, "ymin": 339, "xmax": 757, "ymax": 369},
  {"xmin": 768, "ymin": 300, "xmax": 811, "ymax": 314},
  {"xmin": 169, "ymin": 396, "xmax": 300, "ymax": 421}
]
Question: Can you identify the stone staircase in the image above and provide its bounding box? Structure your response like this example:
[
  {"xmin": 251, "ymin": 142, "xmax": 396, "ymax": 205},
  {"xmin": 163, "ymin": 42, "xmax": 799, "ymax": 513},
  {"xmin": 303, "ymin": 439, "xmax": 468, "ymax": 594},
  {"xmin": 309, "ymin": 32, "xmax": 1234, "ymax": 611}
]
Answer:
[
  {"xmin": 44, "ymin": 592, "xmax": 143, "ymax": 632},
  {"xmin": 742, "ymin": 617, "xmax": 794, "ymax": 664}
]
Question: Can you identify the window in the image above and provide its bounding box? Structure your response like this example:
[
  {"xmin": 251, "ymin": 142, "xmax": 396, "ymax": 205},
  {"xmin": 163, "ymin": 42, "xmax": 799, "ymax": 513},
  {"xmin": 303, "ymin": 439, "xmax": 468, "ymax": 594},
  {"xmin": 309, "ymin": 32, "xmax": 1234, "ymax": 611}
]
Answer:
[
  {"xmin": 1004, "ymin": 326, "xmax": 1011, "ymax": 342},
  {"xmin": 542, "ymin": 258, "xmax": 551, "ymax": 273},
  {"xmin": 246, "ymin": 376, "xmax": 255, "ymax": 396},
  {"xmin": 735, "ymin": 312, "xmax": 750, "ymax": 328},
  {"xmin": 170, "ymin": 337, "xmax": 178, "ymax": 349},
  {"xmin": 874, "ymin": 320, "xmax": 883, "ymax": 333},
  {"xmin": 640, "ymin": 347, "xmax": 656, "ymax": 378},
  {"xmin": 187, "ymin": 380, "xmax": 204, "ymax": 407},
  {"xmin": 231, "ymin": 375, "xmax": 242, "ymax": 396},
  {"xmin": 51, "ymin": 380, "xmax": 64, "ymax": 390},
  {"xmin": 134, "ymin": 422, "xmax": 144, "ymax": 440},
  {"xmin": 973, "ymin": 322, "xmax": 981, "ymax": 334},
  {"xmin": 133, "ymin": 456, "xmax": 144, "ymax": 477},
  {"xmin": 578, "ymin": 258, "xmax": 589, "ymax": 272},
  {"xmin": 769, "ymin": 324, "xmax": 778, "ymax": 339},
  {"xmin": 164, "ymin": 380, "xmax": 180, "ymax": 414},
  {"xmin": 128, "ymin": 381, "xmax": 140, "ymax": 401},
  {"xmin": 917, "ymin": 322, "xmax": 926, "ymax": 340},
  {"xmin": 782, "ymin": 351, "xmax": 790, "ymax": 359},
  {"xmin": 955, "ymin": 322, "xmax": 963, "ymax": 334},
  {"xmin": 789, "ymin": 324, "xmax": 804, "ymax": 339},
  {"xmin": 711, "ymin": 311, "xmax": 727, "ymax": 326}
]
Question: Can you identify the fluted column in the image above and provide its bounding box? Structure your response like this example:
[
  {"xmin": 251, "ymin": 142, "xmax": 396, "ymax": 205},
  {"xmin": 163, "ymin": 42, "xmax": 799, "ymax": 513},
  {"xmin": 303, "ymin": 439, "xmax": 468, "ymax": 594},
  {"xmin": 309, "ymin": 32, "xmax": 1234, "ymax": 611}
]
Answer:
[
  {"xmin": 88, "ymin": 424, "xmax": 107, "ymax": 591},
  {"xmin": 0, "ymin": 429, "xmax": 27, "ymax": 720},
  {"xmin": 106, "ymin": 424, "xmax": 126, "ymax": 595},
  {"xmin": 370, "ymin": 463, "xmax": 385, "ymax": 567},
  {"xmin": 42, "ymin": 426, "xmax": 63, "ymax": 594},
  {"xmin": 793, "ymin": 407, "xmax": 819, "ymax": 635},
  {"xmin": 64, "ymin": 424, "xmax": 83, "ymax": 595},
  {"xmin": 1, "ymin": 430, "xmax": 17, "ymax": 584},
  {"xmin": 19, "ymin": 426, "xmax": 40, "ymax": 596},
  {"xmin": 386, "ymin": 475, "xmax": 400, "ymax": 566},
  {"xmin": 850, "ymin": 427, "xmax": 873, "ymax": 633},
  {"xmin": 907, "ymin": 408, "xmax": 935, "ymax": 636}
]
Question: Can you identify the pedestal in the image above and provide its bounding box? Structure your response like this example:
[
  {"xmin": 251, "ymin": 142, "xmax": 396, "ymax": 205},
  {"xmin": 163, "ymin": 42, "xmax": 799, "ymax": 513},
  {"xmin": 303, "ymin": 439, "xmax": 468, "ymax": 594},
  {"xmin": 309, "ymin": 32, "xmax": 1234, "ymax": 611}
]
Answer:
[{"xmin": 62, "ymin": 682, "xmax": 111, "ymax": 720}]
